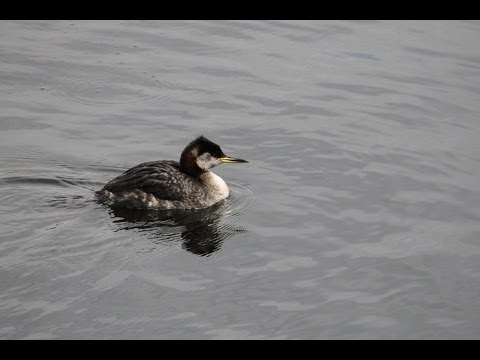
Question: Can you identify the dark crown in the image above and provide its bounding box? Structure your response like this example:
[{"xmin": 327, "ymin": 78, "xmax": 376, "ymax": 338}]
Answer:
[{"xmin": 185, "ymin": 135, "xmax": 225, "ymax": 158}]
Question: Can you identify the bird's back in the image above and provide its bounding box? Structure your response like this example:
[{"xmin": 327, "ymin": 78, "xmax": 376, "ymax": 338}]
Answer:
[{"xmin": 96, "ymin": 160, "xmax": 209, "ymax": 209}]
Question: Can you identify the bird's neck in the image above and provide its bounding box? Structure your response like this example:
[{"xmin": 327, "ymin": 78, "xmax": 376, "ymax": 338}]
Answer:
[{"xmin": 180, "ymin": 151, "xmax": 204, "ymax": 178}]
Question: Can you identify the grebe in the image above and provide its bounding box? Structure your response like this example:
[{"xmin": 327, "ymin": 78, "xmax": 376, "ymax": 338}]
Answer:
[{"xmin": 96, "ymin": 136, "xmax": 248, "ymax": 210}]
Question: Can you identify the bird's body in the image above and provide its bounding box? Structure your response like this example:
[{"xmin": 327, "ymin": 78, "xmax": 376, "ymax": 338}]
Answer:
[{"xmin": 96, "ymin": 136, "xmax": 247, "ymax": 210}]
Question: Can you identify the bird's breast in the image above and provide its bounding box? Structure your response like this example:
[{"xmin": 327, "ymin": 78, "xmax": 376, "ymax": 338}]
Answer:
[{"xmin": 200, "ymin": 171, "xmax": 229, "ymax": 201}]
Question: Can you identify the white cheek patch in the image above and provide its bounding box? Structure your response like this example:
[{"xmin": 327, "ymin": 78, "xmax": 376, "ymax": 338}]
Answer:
[{"xmin": 196, "ymin": 152, "xmax": 221, "ymax": 170}]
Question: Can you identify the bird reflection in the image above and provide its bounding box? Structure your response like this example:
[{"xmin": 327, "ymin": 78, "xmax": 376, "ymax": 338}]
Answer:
[{"xmin": 107, "ymin": 200, "xmax": 246, "ymax": 256}]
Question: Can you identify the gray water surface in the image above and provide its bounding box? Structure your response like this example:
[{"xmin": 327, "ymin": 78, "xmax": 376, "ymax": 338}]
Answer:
[{"xmin": 1, "ymin": 20, "xmax": 480, "ymax": 339}]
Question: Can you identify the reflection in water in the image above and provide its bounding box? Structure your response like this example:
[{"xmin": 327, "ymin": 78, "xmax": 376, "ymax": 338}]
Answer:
[{"xmin": 107, "ymin": 200, "xmax": 247, "ymax": 256}]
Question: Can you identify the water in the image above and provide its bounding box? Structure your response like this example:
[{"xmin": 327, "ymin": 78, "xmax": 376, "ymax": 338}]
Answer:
[{"xmin": 1, "ymin": 20, "xmax": 480, "ymax": 339}]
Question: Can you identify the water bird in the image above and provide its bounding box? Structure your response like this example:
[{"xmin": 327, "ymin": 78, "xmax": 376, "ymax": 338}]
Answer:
[{"xmin": 96, "ymin": 136, "xmax": 248, "ymax": 210}]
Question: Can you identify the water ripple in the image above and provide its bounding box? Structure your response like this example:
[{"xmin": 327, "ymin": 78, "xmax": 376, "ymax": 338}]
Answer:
[{"xmin": 53, "ymin": 74, "xmax": 173, "ymax": 106}]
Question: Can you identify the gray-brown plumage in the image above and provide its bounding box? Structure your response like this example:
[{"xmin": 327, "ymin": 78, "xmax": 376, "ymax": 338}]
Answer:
[{"xmin": 96, "ymin": 136, "xmax": 248, "ymax": 210}]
